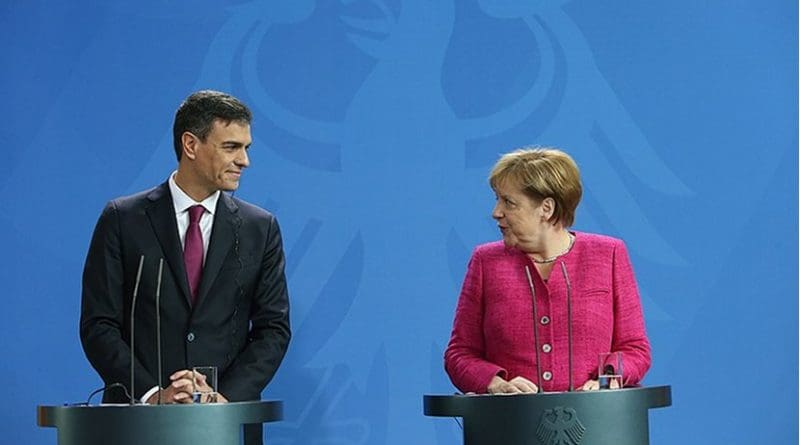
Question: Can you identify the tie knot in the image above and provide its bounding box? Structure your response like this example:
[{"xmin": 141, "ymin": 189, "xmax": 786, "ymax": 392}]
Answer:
[{"xmin": 188, "ymin": 205, "xmax": 205, "ymax": 224}]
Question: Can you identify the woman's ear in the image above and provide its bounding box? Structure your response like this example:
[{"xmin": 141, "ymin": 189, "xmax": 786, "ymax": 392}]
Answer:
[{"xmin": 541, "ymin": 197, "xmax": 556, "ymax": 221}]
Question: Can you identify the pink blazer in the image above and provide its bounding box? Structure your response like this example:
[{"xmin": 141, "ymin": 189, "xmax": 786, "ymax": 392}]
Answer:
[{"xmin": 444, "ymin": 232, "xmax": 651, "ymax": 393}]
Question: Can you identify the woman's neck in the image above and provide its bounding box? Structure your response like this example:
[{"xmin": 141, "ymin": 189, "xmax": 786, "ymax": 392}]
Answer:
[{"xmin": 526, "ymin": 227, "xmax": 572, "ymax": 262}]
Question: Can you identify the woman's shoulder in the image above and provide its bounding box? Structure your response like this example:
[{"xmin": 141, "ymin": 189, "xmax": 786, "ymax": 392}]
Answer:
[
  {"xmin": 473, "ymin": 240, "xmax": 506, "ymax": 254},
  {"xmin": 472, "ymin": 240, "xmax": 520, "ymax": 260},
  {"xmin": 573, "ymin": 231, "xmax": 627, "ymax": 250}
]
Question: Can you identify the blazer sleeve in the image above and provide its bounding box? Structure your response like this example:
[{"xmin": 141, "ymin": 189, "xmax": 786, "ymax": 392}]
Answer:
[
  {"xmin": 80, "ymin": 201, "xmax": 158, "ymax": 401},
  {"xmin": 610, "ymin": 240, "xmax": 652, "ymax": 385},
  {"xmin": 218, "ymin": 215, "xmax": 291, "ymax": 401},
  {"xmin": 444, "ymin": 249, "xmax": 505, "ymax": 393}
]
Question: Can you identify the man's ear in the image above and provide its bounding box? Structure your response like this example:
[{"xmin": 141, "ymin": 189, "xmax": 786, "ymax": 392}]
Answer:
[{"xmin": 181, "ymin": 132, "xmax": 199, "ymax": 160}]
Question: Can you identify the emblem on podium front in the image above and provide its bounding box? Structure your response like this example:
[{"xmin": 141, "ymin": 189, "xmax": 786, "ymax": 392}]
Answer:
[{"xmin": 536, "ymin": 406, "xmax": 586, "ymax": 445}]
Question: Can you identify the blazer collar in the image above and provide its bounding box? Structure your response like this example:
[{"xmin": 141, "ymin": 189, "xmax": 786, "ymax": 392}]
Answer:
[
  {"xmin": 195, "ymin": 192, "xmax": 240, "ymax": 307},
  {"xmin": 145, "ymin": 182, "xmax": 192, "ymax": 305},
  {"xmin": 144, "ymin": 183, "xmax": 241, "ymax": 309}
]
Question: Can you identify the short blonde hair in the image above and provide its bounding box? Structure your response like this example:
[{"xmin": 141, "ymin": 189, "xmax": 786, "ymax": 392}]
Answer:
[{"xmin": 489, "ymin": 147, "xmax": 582, "ymax": 227}]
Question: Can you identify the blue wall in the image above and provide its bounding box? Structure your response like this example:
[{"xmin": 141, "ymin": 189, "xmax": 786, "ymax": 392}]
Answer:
[{"xmin": 1, "ymin": 1, "xmax": 796, "ymax": 443}]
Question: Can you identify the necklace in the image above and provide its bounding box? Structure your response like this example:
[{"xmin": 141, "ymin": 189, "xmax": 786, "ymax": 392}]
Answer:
[{"xmin": 531, "ymin": 232, "xmax": 575, "ymax": 264}]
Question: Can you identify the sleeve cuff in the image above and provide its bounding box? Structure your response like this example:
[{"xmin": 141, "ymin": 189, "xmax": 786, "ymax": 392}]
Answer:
[{"xmin": 140, "ymin": 386, "xmax": 160, "ymax": 404}]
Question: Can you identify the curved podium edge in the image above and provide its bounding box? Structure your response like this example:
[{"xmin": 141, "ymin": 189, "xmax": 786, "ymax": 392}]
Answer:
[
  {"xmin": 37, "ymin": 400, "xmax": 284, "ymax": 428},
  {"xmin": 423, "ymin": 385, "xmax": 672, "ymax": 417}
]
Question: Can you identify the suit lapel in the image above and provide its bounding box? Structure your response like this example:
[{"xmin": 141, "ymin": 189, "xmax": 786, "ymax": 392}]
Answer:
[
  {"xmin": 145, "ymin": 183, "xmax": 193, "ymax": 306},
  {"xmin": 195, "ymin": 192, "xmax": 240, "ymax": 308}
]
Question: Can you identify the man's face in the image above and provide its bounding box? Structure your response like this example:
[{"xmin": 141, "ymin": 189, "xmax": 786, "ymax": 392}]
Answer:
[{"xmin": 189, "ymin": 119, "xmax": 251, "ymax": 195}]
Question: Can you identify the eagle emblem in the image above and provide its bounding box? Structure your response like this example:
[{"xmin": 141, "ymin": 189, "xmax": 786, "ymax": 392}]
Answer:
[{"xmin": 536, "ymin": 406, "xmax": 586, "ymax": 445}]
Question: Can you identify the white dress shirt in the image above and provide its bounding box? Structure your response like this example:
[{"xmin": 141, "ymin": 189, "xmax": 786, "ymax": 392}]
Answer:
[{"xmin": 168, "ymin": 171, "xmax": 220, "ymax": 261}]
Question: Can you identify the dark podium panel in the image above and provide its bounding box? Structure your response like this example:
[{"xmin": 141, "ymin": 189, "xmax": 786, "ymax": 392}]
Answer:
[
  {"xmin": 38, "ymin": 401, "xmax": 282, "ymax": 445},
  {"xmin": 425, "ymin": 386, "xmax": 671, "ymax": 445}
]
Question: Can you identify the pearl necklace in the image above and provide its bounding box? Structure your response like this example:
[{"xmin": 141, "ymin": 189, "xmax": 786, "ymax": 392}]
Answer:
[{"xmin": 531, "ymin": 233, "xmax": 575, "ymax": 264}]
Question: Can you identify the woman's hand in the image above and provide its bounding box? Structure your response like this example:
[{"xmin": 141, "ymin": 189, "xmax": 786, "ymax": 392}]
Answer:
[
  {"xmin": 487, "ymin": 375, "xmax": 538, "ymax": 394},
  {"xmin": 579, "ymin": 378, "xmax": 620, "ymax": 391}
]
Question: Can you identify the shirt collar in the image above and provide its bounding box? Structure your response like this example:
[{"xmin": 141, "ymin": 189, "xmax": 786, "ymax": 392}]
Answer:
[{"xmin": 168, "ymin": 171, "xmax": 220, "ymax": 215}]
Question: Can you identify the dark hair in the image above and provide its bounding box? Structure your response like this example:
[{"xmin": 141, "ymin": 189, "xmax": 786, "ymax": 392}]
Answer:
[{"xmin": 172, "ymin": 90, "xmax": 252, "ymax": 161}]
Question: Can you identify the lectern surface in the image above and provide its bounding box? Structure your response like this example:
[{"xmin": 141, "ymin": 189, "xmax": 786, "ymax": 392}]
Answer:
[{"xmin": 38, "ymin": 400, "xmax": 283, "ymax": 445}]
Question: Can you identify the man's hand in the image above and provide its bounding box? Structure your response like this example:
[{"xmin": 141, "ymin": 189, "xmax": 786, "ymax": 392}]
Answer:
[
  {"xmin": 145, "ymin": 369, "xmax": 229, "ymax": 404},
  {"xmin": 487, "ymin": 375, "xmax": 538, "ymax": 394},
  {"xmin": 145, "ymin": 370, "xmax": 194, "ymax": 404}
]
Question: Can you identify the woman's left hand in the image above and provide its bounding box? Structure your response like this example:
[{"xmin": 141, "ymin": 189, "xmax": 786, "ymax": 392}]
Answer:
[{"xmin": 579, "ymin": 379, "xmax": 620, "ymax": 391}]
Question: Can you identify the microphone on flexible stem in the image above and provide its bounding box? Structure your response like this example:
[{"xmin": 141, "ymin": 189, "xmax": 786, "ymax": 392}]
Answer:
[
  {"xmin": 560, "ymin": 262, "xmax": 574, "ymax": 392},
  {"xmin": 525, "ymin": 266, "xmax": 544, "ymax": 394},
  {"xmin": 130, "ymin": 255, "xmax": 145, "ymax": 405},
  {"xmin": 155, "ymin": 258, "xmax": 164, "ymax": 405}
]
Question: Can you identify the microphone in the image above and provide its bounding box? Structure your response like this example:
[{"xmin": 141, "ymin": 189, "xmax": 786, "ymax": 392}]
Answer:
[
  {"xmin": 524, "ymin": 266, "xmax": 544, "ymax": 394},
  {"xmin": 130, "ymin": 255, "xmax": 145, "ymax": 405},
  {"xmin": 560, "ymin": 262, "xmax": 574, "ymax": 392},
  {"xmin": 155, "ymin": 258, "xmax": 164, "ymax": 404}
]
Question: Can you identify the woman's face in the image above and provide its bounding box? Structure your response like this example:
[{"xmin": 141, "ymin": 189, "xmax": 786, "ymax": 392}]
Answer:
[{"xmin": 492, "ymin": 181, "xmax": 547, "ymax": 251}]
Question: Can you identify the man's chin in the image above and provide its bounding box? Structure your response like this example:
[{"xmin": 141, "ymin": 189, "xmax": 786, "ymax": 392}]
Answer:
[{"xmin": 220, "ymin": 181, "xmax": 240, "ymax": 192}]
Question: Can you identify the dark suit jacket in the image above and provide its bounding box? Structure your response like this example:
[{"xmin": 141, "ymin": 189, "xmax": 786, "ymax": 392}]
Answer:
[{"xmin": 80, "ymin": 182, "xmax": 291, "ymax": 407}]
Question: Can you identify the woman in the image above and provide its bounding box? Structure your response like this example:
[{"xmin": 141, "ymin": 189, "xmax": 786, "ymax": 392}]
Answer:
[{"xmin": 444, "ymin": 148, "xmax": 651, "ymax": 394}]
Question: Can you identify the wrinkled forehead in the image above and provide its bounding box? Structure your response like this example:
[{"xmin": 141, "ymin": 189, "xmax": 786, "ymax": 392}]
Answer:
[{"xmin": 490, "ymin": 173, "xmax": 525, "ymax": 195}]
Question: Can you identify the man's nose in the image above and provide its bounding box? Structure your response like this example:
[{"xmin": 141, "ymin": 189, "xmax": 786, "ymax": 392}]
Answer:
[{"xmin": 236, "ymin": 148, "xmax": 250, "ymax": 168}]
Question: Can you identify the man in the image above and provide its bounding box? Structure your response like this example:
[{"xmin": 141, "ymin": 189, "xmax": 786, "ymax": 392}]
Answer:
[{"xmin": 80, "ymin": 90, "xmax": 290, "ymax": 443}]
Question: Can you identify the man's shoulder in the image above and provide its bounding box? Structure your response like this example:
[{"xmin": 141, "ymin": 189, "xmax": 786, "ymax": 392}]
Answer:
[
  {"xmin": 104, "ymin": 183, "xmax": 167, "ymax": 212},
  {"xmin": 226, "ymin": 194, "xmax": 277, "ymax": 223}
]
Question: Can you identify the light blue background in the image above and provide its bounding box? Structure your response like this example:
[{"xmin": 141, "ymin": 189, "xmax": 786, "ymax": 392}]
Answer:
[{"xmin": 1, "ymin": 1, "xmax": 796, "ymax": 444}]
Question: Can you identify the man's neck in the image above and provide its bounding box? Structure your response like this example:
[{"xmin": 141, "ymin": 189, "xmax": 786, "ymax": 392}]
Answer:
[{"xmin": 174, "ymin": 170, "xmax": 213, "ymax": 202}]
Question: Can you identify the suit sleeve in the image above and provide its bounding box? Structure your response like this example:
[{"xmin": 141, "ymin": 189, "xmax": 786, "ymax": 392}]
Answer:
[
  {"xmin": 219, "ymin": 215, "xmax": 291, "ymax": 401},
  {"xmin": 610, "ymin": 240, "xmax": 652, "ymax": 385},
  {"xmin": 444, "ymin": 249, "xmax": 505, "ymax": 393},
  {"xmin": 80, "ymin": 201, "xmax": 158, "ymax": 401}
]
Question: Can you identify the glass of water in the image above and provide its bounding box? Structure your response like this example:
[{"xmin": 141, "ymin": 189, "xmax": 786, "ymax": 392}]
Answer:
[
  {"xmin": 191, "ymin": 366, "xmax": 218, "ymax": 403},
  {"xmin": 597, "ymin": 352, "xmax": 623, "ymax": 390}
]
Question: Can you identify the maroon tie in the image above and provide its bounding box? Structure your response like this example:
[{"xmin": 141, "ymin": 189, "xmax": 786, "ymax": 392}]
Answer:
[{"xmin": 184, "ymin": 205, "xmax": 205, "ymax": 304}]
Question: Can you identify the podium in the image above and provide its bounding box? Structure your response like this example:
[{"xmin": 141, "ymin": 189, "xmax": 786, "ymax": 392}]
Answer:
[
  {"xmin": 37, "ymin": 401, "xmax": 282, "ymax": 445},
  {"xmin": 424, "ymin": 386, "xmax": 671, "ymax": 445}
]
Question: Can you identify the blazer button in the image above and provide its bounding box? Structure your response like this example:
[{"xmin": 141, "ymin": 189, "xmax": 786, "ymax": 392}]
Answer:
[{"xmin": 187, "ymin": 332, "xmax": 195, "ymax": 342}]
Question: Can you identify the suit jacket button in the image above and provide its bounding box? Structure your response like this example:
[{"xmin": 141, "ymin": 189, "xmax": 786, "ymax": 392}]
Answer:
[{"xmin": 187, "ymin": 332, "xmax": 195, "ymax": 342}]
